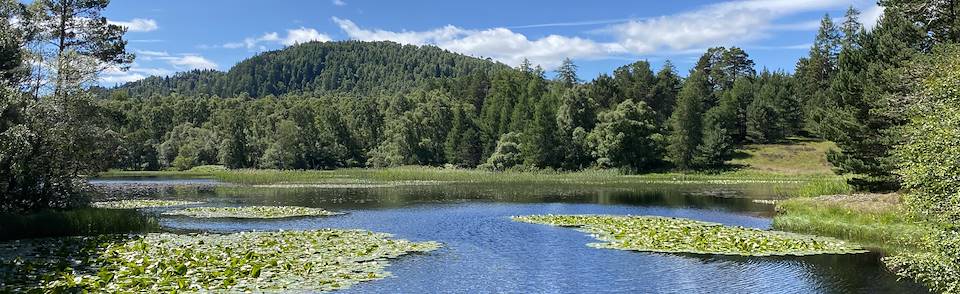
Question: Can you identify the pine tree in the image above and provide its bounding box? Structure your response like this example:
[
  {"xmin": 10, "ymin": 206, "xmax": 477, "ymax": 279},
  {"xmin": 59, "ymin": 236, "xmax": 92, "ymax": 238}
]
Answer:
[
  {"xmin": 555, "ymin": 58, "xmax": 579, "ymax": 87},
  {"xmin": 667, "ymin": 71, "xmax": 709, "ymax": 170},
  {"xmin": 522, "ymin": 88, "xmax": 561, "ymax": 168}
]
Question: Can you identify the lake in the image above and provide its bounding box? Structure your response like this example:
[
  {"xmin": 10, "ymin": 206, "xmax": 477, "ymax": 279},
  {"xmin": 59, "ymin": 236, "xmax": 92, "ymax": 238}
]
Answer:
[{"xmin": 3, "ymin": 178, "xmax": 928, "ymax": 293}]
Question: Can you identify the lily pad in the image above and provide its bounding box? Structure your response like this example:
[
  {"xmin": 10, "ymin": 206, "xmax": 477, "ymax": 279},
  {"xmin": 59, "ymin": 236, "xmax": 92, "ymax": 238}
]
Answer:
[
  {"xmin": 91, "ymin": 200, "xmax": 202, "ymax": 209},
  {"xmin": 513, "ymin": 214, "xmax": 865, "ymax": 256},
  {"xmin": 0, "ymin": 230, "xmax": 441, "ymax": 292},
  {"xmin": 162, "ymin": 206, "xmax": 340, "ymax": 219}
]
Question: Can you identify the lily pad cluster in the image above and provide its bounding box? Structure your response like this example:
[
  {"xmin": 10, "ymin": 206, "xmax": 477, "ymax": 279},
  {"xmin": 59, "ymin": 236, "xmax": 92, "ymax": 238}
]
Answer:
[
  {"xmin": 162, "ymin": 206, "xmax": 341, "ymax": 219},
  {"xmin": 0, "ymin": 230, "xmax": 440, "ymax": 292},
  {"xmin": 513, "ymin": 214, "xmax": 865, "ymax": 256},
  {"xmin": 91, "ymin": 200, "xmax": 202, "ymax": 209}
]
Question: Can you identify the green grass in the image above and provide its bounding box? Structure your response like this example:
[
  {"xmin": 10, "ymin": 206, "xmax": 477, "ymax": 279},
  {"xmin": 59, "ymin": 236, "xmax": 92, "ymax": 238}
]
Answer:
[
  {"xmin": 98, "ymin": 139, "xmax": 845, "ymax": 193},
  {"xmin": 729, "ymin": 138, "xmax": 837, "ymax": 175},
  {"xmin": 772, "ymin": 194, "xmax": 935, "ymax": 253}
]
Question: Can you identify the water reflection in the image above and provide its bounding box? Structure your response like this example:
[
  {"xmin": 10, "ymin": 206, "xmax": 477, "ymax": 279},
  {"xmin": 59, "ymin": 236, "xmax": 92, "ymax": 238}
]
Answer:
[{"xmin": 0, "ymin": 178, "xmax": 928, "ymax": 293}]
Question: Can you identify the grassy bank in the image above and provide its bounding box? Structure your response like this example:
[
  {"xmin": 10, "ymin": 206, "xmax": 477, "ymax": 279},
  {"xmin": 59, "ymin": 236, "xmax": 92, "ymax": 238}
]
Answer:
[
  {"xmin": 772, "ymin": 194, "xmax": 934, "ymax": 253},
  {"xmin": 98, "ymin": 140, "xmax": 846, "ymax": 188}
]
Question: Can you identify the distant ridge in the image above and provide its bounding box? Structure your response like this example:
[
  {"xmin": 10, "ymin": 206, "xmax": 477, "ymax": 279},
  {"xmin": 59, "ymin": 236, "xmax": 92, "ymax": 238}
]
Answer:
[{"xmin": 110, "ymin": 40, "xmax": 509, "ymax": 98}]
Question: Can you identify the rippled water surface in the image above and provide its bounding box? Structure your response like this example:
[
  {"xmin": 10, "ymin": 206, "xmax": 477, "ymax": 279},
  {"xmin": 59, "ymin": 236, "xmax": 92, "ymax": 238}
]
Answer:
[{"xmin": 65, "ymin": 179, "xmax": 934, "ymax": 293}]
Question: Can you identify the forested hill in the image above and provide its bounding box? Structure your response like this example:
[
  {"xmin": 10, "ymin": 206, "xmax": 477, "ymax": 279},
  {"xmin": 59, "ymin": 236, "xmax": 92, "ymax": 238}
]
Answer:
[{"xmin": 109, "ymin": 41, "xmax": 510, "ymax": 98}]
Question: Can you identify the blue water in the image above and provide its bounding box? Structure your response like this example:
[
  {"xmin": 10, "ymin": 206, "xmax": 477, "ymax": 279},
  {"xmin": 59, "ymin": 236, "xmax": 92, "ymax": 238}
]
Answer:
[{"xmin": 144, "ymin": 182, "xmax": 927, "ymax": 294}]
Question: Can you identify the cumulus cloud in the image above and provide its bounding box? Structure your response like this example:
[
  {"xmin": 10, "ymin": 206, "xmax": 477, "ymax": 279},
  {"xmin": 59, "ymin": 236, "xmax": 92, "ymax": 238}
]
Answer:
[
  {"xmin": 99, "ymin": 65, "xmax": 172, "ymax": 84},
  {"xmin": 99, "ymin": 51, "xmax": 217, "ymax": 84},
  {"xmin": 166, "ymin": 55, "xmax": 218, "ymax": 70},
  {"xmin": 283, "ymin": 27, "xmax": 333, "ymax": 45},
  {"xmin": 329, "ymin": 0, "xmax": 853, "ymax": 68},
  {"xmin": 605, "ymin": 0, "xmax": 849, "ymax": 54},
  {"xmin": 109, "ymin": 18, "xmax": 158, "ymax": 32},
  {"xmin": 226, "ymin": 28, "xmax": 332, "ymax": 50},
  {"xmin": 333, "ymin": 17, "xmax": 624, "ymax": 69}
]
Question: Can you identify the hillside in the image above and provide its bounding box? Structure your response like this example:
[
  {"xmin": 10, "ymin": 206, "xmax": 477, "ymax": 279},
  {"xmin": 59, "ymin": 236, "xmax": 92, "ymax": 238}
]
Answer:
[{"xmin": 110, "ymin": 41, "xmax": 510, "ymax": 98}]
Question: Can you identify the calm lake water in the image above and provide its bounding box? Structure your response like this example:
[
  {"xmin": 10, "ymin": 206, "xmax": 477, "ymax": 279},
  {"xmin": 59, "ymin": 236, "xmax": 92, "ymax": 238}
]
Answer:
[{"xmin": 11, "ymin": 178, "xmax": 931, "ymax": 293}]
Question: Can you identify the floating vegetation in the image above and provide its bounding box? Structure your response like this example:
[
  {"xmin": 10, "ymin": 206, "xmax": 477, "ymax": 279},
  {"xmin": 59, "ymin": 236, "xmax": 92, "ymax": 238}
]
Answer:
[
  {"xmin": 90, "ymin": 200, "xmax": 202, "ymax": 209},
  {"xmin": 513, "ymin": 214, "xmax": 865, "ymax": 256},
  {"xmin": 0, "ymin": 230, "xmax": 441, "ymax": 292},
  {"xmin": 163, "ymin": 206, "xmax": 341, "ymax": 219}
]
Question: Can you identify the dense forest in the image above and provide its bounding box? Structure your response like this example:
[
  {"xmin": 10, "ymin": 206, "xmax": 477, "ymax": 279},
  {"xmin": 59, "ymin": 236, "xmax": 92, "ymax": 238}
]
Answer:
[
  {"xmin": 2, "ymin": 0, "xmax": 960, "ymax": 292},
  {"xmin": 94, "ymin": 7, "xmax": 909, "ymax": 191}
]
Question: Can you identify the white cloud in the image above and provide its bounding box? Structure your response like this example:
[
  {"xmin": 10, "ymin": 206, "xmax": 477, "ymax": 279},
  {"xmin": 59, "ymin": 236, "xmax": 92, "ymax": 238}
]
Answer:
[
  {"xmin": 167, "ymin": 55, "xmax": 218, "ymax": 70},
  {"xmin": 99, "ymin": 65, "xmax": 173, "ymax": 84},
  {"xmin": 861, "ymin": 4, "xmax": 885, "ymax": 29},
  {"xmin": 332, "ymin": 0, "xmax": 346, "ymax": 6},
  {"xmin": 329, "ymin": 0, "xmax": 855, "ymax": 69},
  {"xmin": 332, "ymin": 17, "xmax": 624, "ymax": 69},
  {"xmin": 282, "ymin": 27, "xmax": 333, "ymax": 45},
  {"xmin": 226, "ymin": 28, "xmax": 332, "ymax": 50},
  {"xmin": 605, "ymin": 0, "xmax": 849, "ymax": 54},
  {"xmin": 109, "ymin": 18, "xmax": 158, "ymax": 32}
]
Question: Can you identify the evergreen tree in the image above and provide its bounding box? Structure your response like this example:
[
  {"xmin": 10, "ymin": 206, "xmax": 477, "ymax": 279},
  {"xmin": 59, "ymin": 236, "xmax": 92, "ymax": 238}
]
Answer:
[
  {"xmin": 880, "ymin": 0, "xmax": 960, "ymax": 43},
  {"xmin": 588, "ymin": 99, "xmax": 663, "ymax": 171},
  {"xmin": 650, "ymin": 61, "xmax": 681, "ymax": 125},
  {"xmin": 667, "ymin": 71, "xmax": 709, "ymax": 170},
  {"xmin": 522, "ymin": 88, "xmax": 561, "ymax": 168},
  {"xmin": 555, "ymin": 57, "xmax": 579, "ymax": 87}
]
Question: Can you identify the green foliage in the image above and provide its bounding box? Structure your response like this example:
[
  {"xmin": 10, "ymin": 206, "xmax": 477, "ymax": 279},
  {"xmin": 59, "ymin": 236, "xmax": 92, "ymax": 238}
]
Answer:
[
  {"xmin": 521, "ymin": 87, "xmax": 561, "ymax": 168},
  {"xmin": 158, "ymin": 123, "xmax": 219, "ymax": 170},
  {"xmin": 515, "ymin": 214, "xmax": 864, "ymax": 256},
  {"xmin": 0, "ymin": 230, "xmax": 440, "ymax": 292},
  {"xmin": 588, "ymin": 99, "xmax": 663, "ymax": 171},
  {"xmin": 821, "ymin": 11, "xmax": 926, "ymax": 191},
  {"xmin": 886, "ymin": 44, "xmax": 960, "ymax": 293},
  {"xmin": 667, "ymin": 71, "xmax": 707, "ymax": 169},
  {"xmin": 879, "ymin": 0, "xmax": 960, "ymax": 43},
  {"xmin": 480, "ymin": 132, "xmax": 524, "ymax": 171}
]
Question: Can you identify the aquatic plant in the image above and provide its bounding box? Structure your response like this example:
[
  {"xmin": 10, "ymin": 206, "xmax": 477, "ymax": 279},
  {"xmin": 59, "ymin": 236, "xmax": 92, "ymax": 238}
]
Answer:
[
  {"xmin": 0, "ymin": 230, "xmax": 440, "ymax": 292},
  {"xmin": 513, "ymin": 214, "xmax": 865, "ymax": 256},
  {"xmin": 162, "ymin": 206, "xmax": 340, "ymax": 219},
  {"xmin": 91, "ymin": 200, "xmax": 202, "ymax": 209}
]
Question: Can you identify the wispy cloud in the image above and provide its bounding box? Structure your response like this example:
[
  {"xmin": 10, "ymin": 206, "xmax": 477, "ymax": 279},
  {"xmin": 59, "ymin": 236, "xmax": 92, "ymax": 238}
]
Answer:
[
  {"xmin": 225, "ymin": 28, "xmax": 332, "ymax": 50},
  {"xmin": 99, "ymin": 50, "xmax": 217, "ymax": 84},
  {"xmin": 332, "ymin": 0, "xmax": 346, "ymax": 6},
  {"xmin": 328, "ymin": 0, "xmax": 861, "ymax": 69},
  {"xmin": 333, "ymin": 17, "xmax": 625, "ymax": 69},
  {"xmin": 507, "ymin": 18, "xmax": 639, "ymax": 29},
  {"xmin": 109, "ymin": 18, "xmax": 158, "ymax": 32}
]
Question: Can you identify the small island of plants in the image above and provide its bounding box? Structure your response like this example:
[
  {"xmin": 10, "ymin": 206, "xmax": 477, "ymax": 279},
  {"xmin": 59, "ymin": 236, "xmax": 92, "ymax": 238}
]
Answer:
[
  {"xmin": 162, "ymin": 206, "xmax": 342, "ymax": 219},
  {"xmin": 0, "ymin": 230, "xmax": 441, "ymax": 292},
  {"xmin": 513, "ymin": 214, "xmax": 864, "ymax": 256}
]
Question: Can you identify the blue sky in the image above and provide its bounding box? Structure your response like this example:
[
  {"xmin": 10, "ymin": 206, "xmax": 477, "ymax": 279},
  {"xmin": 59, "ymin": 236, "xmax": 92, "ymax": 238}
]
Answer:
[{"xmin": 99, "ymin": 0, "xmax": 884, "ymax": 85}]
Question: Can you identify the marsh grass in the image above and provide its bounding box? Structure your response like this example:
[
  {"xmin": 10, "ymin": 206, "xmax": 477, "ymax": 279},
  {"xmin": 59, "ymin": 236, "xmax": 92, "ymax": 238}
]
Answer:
[
  {"xmin": 112, "ymin": 166, "xmax": 840, "ymax": 187},
  {"xmin": 773, "ymin": 178, "xmax": 854, "ymax": 198},
  {"xmin": 0, "ymin": 209, "xmax": 159, "ymax": 241},
  {"xmin": 514, "ymin": 214, "xmax": 864, "ymax": 256},
  {"xmin": 772, "ymin": 194, "xmax": 935, "ymax": 253}
]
